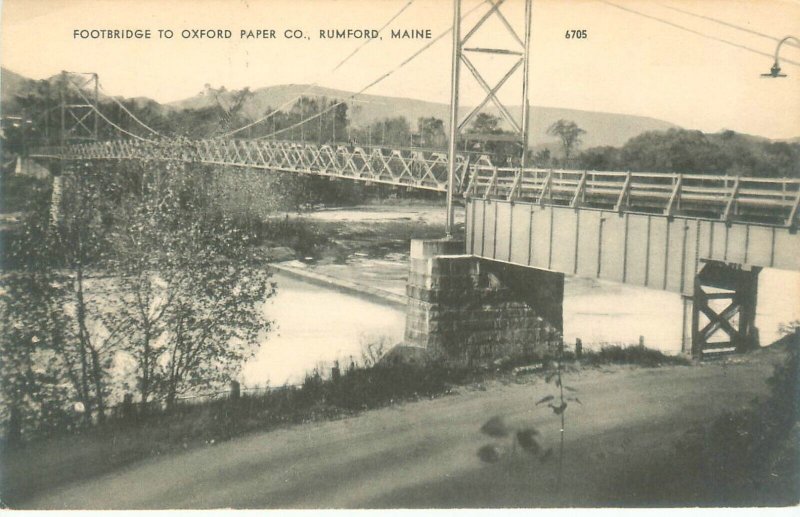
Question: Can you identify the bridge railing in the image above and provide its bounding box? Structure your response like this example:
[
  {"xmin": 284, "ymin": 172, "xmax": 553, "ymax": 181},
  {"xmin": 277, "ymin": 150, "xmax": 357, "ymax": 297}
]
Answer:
[
  {"xmin": 28, "ymin": 139, "xmax": 800, "ymax": 227},
  {"xmin": 29, "ymin": 139, "xmax": 478, "ymax": 192},
  {"xmin": 467, "ymin": 166, "xmax": 800, "ymax": 227}
]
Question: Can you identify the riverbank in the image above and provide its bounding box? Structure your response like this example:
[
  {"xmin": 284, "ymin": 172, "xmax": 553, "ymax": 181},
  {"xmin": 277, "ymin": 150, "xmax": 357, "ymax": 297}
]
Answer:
[
  {"xmin": 15, "ymin": 340, "xmax": 797, "ymax": 508},
  {"xmin": 1, "ymin": 342, "xmax": 692, "ymax": 507},
  {"xmin": 270, "ymin": 261, "xmax": 406, "ymax": 307}
]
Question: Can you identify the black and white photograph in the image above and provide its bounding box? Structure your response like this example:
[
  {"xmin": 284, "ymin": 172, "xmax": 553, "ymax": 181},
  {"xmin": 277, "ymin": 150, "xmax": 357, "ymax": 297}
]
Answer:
[{"xmin": 0, "ymin": 0, "xmax": 798, "ymax": 509}]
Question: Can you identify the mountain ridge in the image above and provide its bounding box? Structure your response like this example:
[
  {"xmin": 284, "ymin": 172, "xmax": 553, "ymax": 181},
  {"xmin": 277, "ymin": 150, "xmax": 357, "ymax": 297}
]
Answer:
[
  {"xmin": 5, "ymin": 67, "xmax": 795, "ymax": 149},
  {"xmin": 167, "ymin": 82, "xmax": 679, "ymax": 148}
]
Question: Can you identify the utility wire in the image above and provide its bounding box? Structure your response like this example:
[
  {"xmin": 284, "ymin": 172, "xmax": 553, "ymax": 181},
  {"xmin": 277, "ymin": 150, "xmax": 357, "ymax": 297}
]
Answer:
[
  {"xmin": 98, "ymin": 81, "xmax": 164, "ymax": 137},
  {"xmin": 599, "ymin": 0, "xmax": 800, "ymax": 66},
  {"xmin": 257, "ymin": 0, "xmax": 486, "ymax": 141},
  {"xmin": 220, "ymin": 0, "xmax": 416, "ymax": 138},
  {"xmin": 653, "ymin": 0, "xmax": 800, "ymax": 49}
]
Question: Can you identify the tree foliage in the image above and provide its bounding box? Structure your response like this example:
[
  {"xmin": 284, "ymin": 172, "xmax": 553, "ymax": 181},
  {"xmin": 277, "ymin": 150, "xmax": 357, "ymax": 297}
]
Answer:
[
  {"xmin": 547, "ymin": 119, "xmax": 586, "ymax": 162},
  {"xmin": 575, "ymin": 128, "xmax": 800, "ymax": 177},
  {"xmin": 1, "ymin": 155, "xmax": 275, "ymax": 439},
  {"xmin": 463, "ymin": 112, "xmax": 523, "ymax": 166},
  {"xmin": 417, "ymin": 117, "xmax": 446, "ymax": 149}
]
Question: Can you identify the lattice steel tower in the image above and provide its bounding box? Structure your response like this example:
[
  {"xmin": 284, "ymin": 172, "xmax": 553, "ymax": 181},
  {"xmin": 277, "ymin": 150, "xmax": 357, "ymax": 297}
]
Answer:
[
  {"xmin": 446, "ymin": 0, "xmax": 533, "ymax": 236},
  {"xmin": 59, "ymin": 71, "xmax": 99, "ymax": 146}
]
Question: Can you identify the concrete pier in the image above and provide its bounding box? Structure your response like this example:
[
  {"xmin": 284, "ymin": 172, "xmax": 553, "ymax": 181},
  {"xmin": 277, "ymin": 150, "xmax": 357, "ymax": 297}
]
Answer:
[{"xmin": 405, "ymin": 238, "xmax": 564, "ymax": 366}]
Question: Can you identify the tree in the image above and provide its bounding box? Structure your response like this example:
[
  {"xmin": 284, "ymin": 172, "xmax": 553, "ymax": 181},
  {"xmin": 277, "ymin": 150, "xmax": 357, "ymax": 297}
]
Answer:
[
  {"xmin": 547, "ymin": 119, "xmax": 586, "ymax": 163},
  {"xmin": 465, "ymin": 112, "xmax": 521, "ymax": 166},
  {"xmin": 104, "ymin": 158, "xmax": 274, "ymax": 408},
  {"xmin": 577, "ymin": 146, "xmax": 620, "ymax": 171},
  {"xmin": 0, "ymin": 198, "xmax": 78, "ymax": 439},
  {"xmin": 0, "ymin": 169, "xmax": 112, "ymax": 435},
  {"xmin": 533, "ymin": 148, "xmax": 552, "ymax": 167},
  {"xmin": 469, "ymin": 112, "xmax": 502, "ymax": 134},
  {"xmin": 366, "ymin": 117, "xmax": 411, "ymax": 147},
  {"xmin": 619, "ymin": 128, "xmax": 725, "ymax": 173},
  {"xmin": 417, "ymin": 117, "xmax": 446, "ymax": 149}
]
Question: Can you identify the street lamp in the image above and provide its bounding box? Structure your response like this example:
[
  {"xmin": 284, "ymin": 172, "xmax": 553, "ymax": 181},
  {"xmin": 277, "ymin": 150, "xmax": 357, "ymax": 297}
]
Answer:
[{"xmin": 761, "ymin": 35, "xmax": 800, "ymax": 78}]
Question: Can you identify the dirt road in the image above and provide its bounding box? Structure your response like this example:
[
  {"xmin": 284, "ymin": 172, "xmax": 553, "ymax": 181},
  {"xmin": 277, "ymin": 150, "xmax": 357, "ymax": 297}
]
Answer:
[{"xmin": 23, "ymin": 349, "xmax": 784, "ymax": 509}]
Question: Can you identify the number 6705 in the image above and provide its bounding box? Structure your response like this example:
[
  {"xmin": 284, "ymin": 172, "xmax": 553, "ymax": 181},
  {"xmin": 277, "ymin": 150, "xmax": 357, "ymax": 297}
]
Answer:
[{"xmin": 565, "ymin": 30, "xmax": 587, "ymax": 39}]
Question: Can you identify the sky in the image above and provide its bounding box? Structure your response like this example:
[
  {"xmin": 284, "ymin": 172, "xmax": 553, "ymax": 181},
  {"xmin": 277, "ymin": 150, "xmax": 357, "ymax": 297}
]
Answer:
[{"xmin": 1, "ymin": 0, "xmax": 799, "ymax": 139}]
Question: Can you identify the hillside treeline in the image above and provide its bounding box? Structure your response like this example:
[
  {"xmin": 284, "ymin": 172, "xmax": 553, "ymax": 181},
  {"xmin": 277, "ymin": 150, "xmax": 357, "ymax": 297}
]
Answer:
[
  {"xmin": 571, "ymin": 129, "xmax": 800, "ymax": 178},
  {"xmin": 5, "ymin": 77, "xmax": 798, "ymax": 178}
]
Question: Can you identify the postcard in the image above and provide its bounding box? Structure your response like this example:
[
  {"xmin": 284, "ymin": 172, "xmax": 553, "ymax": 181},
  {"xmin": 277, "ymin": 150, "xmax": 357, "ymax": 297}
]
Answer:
[{"xmin": 1, "ymin": 0, "xmax": 798, "ymax": 510}]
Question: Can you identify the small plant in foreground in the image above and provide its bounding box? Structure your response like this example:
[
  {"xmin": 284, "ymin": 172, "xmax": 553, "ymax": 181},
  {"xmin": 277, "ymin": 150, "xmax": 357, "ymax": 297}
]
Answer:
[{"xmin": 477, "ymin": 338, "xmax": 579, "ymax": 492}]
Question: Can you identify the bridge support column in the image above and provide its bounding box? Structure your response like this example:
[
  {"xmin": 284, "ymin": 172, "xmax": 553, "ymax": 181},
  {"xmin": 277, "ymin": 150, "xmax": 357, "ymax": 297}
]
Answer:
[
  {"xmin": 405, "ymin": 238, "xmax": 563, "ymax": 366},
  {"xmin": 681, "ymin": 296, "xmax": 694, "ymax": 356},
  {"xmin": 691, "ymin": 261, "xmax": 760, "ymax": 357}
]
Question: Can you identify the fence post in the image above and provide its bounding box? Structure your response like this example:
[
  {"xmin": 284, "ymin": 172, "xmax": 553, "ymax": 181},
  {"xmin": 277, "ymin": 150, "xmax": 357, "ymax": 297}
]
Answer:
[
  {"xmin": 230, "ymin": 381, "xmax": 241, "ymax": 401},
  {"xmin": 639, "ymin": 335, "xmax": 645, "ymax": 348},
  {"xmin": 122, "ymin": 393, "xmax": 134, "ymax": 420}
]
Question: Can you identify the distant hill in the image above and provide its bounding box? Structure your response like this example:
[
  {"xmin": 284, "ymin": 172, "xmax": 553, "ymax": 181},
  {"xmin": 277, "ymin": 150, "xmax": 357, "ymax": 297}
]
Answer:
[
  {"xmin": 4, "ymin": 67, "xmax": 796, "ymax": 150},
  {"xmin": 0, "ymin": 68, "xmax": 30, "ymax": 110},
  {"xmin": 1, "ymin": 67, "xmax": 168, "ymax": 116},
  {"xmin": 168, "ymin": 83, "xmax": 679, "ymax": 149}
]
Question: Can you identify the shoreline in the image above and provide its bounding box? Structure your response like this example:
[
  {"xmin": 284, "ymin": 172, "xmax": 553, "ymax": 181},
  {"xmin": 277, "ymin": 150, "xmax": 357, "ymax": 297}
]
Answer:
[{"xmin": 270, "ymin": 261, "xmax": 408, "ymax": 309}]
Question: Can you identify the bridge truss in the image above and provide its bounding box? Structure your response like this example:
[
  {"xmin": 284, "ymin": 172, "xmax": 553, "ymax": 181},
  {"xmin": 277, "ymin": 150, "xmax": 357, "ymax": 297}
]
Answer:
[
  {"xmin": 31, "ymin": 139, "xmax": 800, "ymax": 228},
  {"xmin": 30, "ymin": 139, "xmax": 480, "ymax": 193}
]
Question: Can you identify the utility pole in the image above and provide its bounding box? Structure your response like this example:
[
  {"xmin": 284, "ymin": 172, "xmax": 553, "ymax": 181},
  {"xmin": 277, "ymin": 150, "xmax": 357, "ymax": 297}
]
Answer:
[{"xmin": 446, "ymin": 0, "xmax": 533, "ymax": 236}]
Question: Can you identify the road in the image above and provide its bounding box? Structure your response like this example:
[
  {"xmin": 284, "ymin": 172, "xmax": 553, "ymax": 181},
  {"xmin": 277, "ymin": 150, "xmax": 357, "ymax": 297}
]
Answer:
[{"xmin": 23, "ymin": 348, "xmax": 783, "ymax": 509}]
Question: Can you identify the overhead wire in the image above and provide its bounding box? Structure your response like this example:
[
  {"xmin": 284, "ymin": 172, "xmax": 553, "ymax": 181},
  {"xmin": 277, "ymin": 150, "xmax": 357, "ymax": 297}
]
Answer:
[
  {"xmin": 331, "ymin": 0, "xmax": 416, "ymax": 73},
  {"xmin": 598, "ymin": 0, "xmax": 800, "ymax": 66},
  {"xmin": 220, "ymin": 0, "xmax": 416, "ymax": 138},
  {"xmin": 652, "ymin": 0, "xmax": 800, "ymax": 50}
]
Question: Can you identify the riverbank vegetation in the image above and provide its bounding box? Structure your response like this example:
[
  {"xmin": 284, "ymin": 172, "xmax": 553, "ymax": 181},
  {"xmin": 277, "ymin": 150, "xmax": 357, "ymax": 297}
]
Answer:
[
  {"xmin": 1, "ymin": 157, "xmax": 274, "ymax": 444},
  {"xmin": 605, "ymin": 335, "xmax": 799, "ymax": 506},
  {"xmin": 1, "ymin": 340, "xmax": 696, "ymax": 506},
  {"xmin": 570, "ymin": 128, "xmax": 800, "ymax": 178}
]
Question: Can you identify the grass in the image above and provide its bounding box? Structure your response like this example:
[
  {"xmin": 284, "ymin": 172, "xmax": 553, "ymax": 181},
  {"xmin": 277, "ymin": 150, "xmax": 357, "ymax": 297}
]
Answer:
[
  {"xmin": 0, "ymin": 342, "xmax": 690, "ymax": 507},
  {"xmin": 0, "ymin": 359, "xmax": 471, "ymax": 507},
  {"xmin": 674, "ymin": 340, "xmax": 799, "ymax": 505},
  {"xmin": 579, "ymin": 344, "xmax": 691, "ymax": 367}
]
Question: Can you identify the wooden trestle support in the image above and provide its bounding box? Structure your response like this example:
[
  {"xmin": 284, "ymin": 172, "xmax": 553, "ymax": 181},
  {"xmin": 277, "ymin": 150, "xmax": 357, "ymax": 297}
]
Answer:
[{"xmin": 691, "ymin": 261, "xmax": 760, "ymax": 357}]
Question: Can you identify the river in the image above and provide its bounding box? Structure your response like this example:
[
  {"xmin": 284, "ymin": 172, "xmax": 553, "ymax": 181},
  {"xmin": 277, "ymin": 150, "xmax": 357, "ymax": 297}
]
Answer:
[
  {"xmin": 242, "ymin": 264, "xmax": 799, "ymax": 387},
  {"xmin": 242, "ymin": 272, "xmax": 406, "ymax": 387}
]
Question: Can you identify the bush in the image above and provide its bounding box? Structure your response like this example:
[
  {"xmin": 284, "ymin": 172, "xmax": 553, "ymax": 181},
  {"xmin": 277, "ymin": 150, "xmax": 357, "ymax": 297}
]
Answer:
[
  {"xmin": 581, "ymin": 344, "xmax": 690, "ymax": 367},
  {"xmin": 674, "ymin": 340, "xmax": 799, "ymax": 505}
]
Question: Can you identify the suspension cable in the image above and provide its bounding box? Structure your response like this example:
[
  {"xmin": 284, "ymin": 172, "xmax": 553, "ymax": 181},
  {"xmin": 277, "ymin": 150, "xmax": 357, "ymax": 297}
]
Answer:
[
  {"xmin": 257, "ymin": 0, "xmax": 486, "ymax": 141},
  {"xmin": 220, "ymin": 0, "xmax": 417, "ymax": 138},
  {"xmin": 98, "ymin": 81, "xmax": 164, "ymax": 137},
  {"xmin": 70, "ymin": 85, "xmax": 155, "ymax": 142}
]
